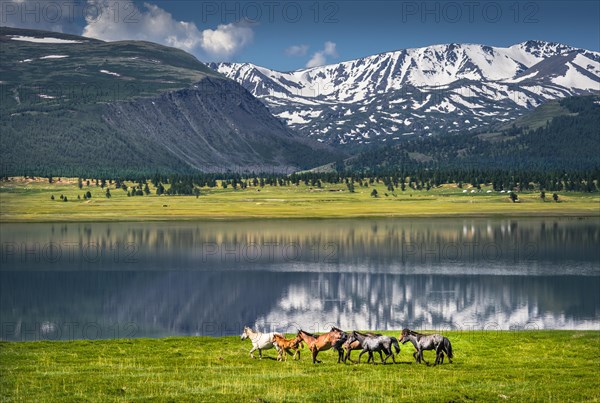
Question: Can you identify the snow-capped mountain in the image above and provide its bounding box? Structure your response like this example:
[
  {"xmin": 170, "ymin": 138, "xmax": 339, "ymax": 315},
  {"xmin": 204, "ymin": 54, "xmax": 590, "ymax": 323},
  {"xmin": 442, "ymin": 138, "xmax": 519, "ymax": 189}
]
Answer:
[{"xmin": 210, "ymin": 41, "xmax": 600, "ymax": 147}]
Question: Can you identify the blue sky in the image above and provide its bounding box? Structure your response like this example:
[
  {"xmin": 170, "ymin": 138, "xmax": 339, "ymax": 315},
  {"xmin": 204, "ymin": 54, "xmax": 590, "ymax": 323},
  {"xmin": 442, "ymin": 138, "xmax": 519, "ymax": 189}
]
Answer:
[{"xmin": 2, "ymin": 1, "xmax": 599, "ymax": 71}]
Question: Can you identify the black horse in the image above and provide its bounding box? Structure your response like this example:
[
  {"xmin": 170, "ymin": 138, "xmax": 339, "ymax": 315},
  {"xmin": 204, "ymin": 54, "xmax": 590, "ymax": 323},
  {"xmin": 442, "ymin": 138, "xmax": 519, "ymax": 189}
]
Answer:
[{"xmin": 331, "ymin": 327, "xmax": 348, "ymax": 363}]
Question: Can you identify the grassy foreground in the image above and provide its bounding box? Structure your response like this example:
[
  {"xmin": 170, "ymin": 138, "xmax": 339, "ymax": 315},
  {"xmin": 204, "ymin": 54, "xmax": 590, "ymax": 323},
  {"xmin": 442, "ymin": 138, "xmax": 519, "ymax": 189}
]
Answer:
[
  {"xmin": 1, "ymin": 331, "xmax": 599, "ymax": 402},
  {"xmin": 1, "ymin": 178, "xmax": 599, "ymax": 222}
]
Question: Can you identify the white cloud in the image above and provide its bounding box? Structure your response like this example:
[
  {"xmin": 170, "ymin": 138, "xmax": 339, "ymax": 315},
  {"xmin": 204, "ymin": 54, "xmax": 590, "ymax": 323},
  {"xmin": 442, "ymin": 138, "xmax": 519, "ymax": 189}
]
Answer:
[
  {"xmin": 285, "ymin": 44, "xmax": 309, "ymax": 57},
  {"xmin": 82, "ymin": 1, "xmax": 253, "ymax": 61},
  {"xmin": 83, "ymin": 2, "xmax": 201, "ymax": 51},
  {"xmin": 201, "ymin": 23, "xmax": 254, "ymax": 59},
  {"xmin": 306, "ymin": 41, "xmax": 338, "ymax": 68}
]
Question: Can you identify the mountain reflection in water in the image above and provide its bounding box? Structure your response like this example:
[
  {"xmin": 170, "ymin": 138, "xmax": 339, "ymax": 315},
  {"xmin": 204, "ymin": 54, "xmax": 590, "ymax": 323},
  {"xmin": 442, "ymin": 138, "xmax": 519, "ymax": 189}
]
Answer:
[{"xmin": 1, "ymin": 218, "xmax": 598, "ymax": 340}]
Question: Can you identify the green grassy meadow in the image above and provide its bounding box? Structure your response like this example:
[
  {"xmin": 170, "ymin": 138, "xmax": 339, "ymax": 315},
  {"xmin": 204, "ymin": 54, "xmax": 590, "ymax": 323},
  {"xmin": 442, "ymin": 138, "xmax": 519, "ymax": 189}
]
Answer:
[
  {"xmin": 1, "ymin": 331, "xmax": 599, "ymax": 402},
  {"xmin": 1, "ymin": 178, "xmax": 599, "ymax": 222}
]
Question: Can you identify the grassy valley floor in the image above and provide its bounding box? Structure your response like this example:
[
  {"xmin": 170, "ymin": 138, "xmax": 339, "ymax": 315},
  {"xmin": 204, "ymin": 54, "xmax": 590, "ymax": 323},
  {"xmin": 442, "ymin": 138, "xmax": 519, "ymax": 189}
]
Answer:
[
  {"xmin": 1, "ymin": 178, "xmax": 599, "ymax": 222},
  {"xmin": 0, "ymin": 331, "xmax": 599, "ymax": 402}
]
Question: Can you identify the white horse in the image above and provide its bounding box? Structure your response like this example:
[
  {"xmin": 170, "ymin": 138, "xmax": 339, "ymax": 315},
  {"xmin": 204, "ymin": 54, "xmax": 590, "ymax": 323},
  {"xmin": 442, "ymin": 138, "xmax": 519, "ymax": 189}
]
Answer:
[{"xmin": 241, "ymin": 326, "xmax": 282, "ymax": 359}]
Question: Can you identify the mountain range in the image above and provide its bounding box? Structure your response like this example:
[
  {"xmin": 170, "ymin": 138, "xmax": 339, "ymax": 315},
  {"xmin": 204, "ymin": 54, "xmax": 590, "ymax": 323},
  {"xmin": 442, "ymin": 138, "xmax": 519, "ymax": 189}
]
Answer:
[
  {"xmin": 210, "ymin": 41, "xmax": 600, "ymax": 148},
  {"xmin": 1, "ymin": 26, "xmax": 599, "ymax": 176},
  {"xmin": 0, "ymin": 27, "xmax": 338, "ymax": 176}
]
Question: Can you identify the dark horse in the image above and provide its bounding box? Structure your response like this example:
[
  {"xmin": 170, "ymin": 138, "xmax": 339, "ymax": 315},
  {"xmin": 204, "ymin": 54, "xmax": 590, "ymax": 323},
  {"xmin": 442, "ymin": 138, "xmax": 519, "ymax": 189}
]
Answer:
[
  {"xmin": 342, "ymin": 331, "xmax": 383, "ymax": 363},
  {"xmin": 296, "ymin": 327, "xmax": 347, "ymax": 363},
  {"xmin": 346, "ymin": 331, "xmax": 400, "ymax": 364},
  {"xmin": 400, "ymin": 328, "xmax": 453, "ymax": 365}
]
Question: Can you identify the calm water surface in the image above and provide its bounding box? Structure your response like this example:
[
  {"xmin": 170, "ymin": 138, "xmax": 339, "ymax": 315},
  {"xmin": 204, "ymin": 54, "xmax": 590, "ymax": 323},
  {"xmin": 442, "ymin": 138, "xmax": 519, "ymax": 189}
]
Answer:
[{"xmin": 1, "ymin": 218, "xmax": 598, "ymax": 340}]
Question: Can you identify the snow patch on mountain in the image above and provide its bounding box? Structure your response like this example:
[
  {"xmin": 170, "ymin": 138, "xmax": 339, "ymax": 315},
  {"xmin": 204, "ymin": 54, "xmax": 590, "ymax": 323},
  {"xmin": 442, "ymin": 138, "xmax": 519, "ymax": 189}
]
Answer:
[
  {"xmin": 552, "ymin": 62, "xmax": 600, "ymax": 90},
  {"xmin": 39, "ymin": 55, "xmax": 69, "ymax": 59},
  {"xmin": 9, "ymin": 35, "xmax": 83, "ymax": 44}
]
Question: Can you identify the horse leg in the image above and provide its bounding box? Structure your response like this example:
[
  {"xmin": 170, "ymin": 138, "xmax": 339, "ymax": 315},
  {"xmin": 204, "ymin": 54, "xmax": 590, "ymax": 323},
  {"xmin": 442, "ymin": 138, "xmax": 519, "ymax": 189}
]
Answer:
[
  {"xmin": 249, "ymin": 346, "xmax": 257, "ymax": 359},
  {"xmin": 312, "ymin": 349, "xmax": 320, "ymax": 364},
  {"xmin": 358, "ymin": 349, "xmax": 367, "ymax": 364},
  {"xmin": 379, "ymin": 350, "xmax": 385, "ymax": 364},
  {"xmin": 437, "ymin": 350, "xmax": 444, "ymax": 365},
  {"xmin": 434, "ymin": 351, "xmax": 442, "ymax": 366},
  {"xmin": 369, "ymin": 351, "xmax": 376, "ymax": 365},
  {"xmin": 416, "ymin": 349, "xmax": 426, "ymax": 365},
  {"xmin": 385, "ymin": 347, "xmax": 396, "ymax": 364},
  {"xmin": 345, "ymin": 350, "xmax": 356, "ymax": 364},
  {"xmin": 421, "ymin": 350, "xmax": 429, "ymax": 366},
  {"xmin": 258, "ymin": 348, "xmax": 263, "ymax": 359},
  {"xmin": 435, "ymin": 345, "xmax": 445, "ymax": 365},
  {"xmin": 382, "ymin": 348, "xmax": 391, "ymax": 364}
]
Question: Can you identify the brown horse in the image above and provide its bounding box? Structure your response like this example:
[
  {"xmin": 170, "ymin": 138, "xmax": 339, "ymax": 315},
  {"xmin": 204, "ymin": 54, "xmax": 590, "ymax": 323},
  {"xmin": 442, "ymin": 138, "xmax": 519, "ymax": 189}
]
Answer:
[
  {"xmin": 343, "ymin": 331, "xmax": 383, "ymax": 363},
  {"xmin": 296, "ymin": 327, "xmax": 347, "ymax": 363},
  {"xmin": 272, "ymin": 334, "xmax": 304, "ymax": 361}
]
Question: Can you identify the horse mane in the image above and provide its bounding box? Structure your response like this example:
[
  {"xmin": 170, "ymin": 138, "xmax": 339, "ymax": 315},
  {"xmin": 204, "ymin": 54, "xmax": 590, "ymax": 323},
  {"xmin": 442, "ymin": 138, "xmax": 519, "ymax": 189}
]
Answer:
[
  {"xmin": 402, "ymin": 328, "xmax": 424, "ymax": 337},
  {"xmin": 354, "ymin": 330, "xmax": 379, "ymax": 336},
  {"xmin": 330, "ymin": 327, "xmax": 344, "ymax": 333},
  {"xmin": 298, "ymin": 329, "xmax": 317, "ymax": 338}
]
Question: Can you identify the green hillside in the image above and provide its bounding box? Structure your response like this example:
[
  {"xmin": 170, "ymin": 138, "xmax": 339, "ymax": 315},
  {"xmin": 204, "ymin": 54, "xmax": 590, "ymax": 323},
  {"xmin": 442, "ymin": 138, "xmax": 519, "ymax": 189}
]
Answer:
[
  {"xmin": 0, "ymin": 26, "xmax": 217, "ymax": 112},
  {"xmin": 0, "ymin": 27, "xmax": 340, "ymax": 176},
  {"xmin": 498, "ymin": 99, "xmax": 575, "ymax": 131}
]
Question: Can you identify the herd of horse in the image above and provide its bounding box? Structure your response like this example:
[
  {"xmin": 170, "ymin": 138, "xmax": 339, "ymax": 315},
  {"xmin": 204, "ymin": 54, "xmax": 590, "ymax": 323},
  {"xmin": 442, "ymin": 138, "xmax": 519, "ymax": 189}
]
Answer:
[{"xmin": 241, "ymin": 327, "xmax": 453, "ymax": 366}]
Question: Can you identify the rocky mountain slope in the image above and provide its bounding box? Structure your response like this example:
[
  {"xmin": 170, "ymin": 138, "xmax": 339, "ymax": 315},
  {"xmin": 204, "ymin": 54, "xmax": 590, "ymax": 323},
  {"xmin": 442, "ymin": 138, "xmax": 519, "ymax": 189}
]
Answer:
[{"xmin": 0, "ymin": 27, "xmax": 338, "ymax": 176}]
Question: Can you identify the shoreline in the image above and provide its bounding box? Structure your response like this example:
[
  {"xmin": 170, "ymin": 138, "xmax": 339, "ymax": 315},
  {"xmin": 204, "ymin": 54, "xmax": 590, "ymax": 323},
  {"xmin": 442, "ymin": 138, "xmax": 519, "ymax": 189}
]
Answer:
[{"xmin": 2, "ymin": 210, "xmax": 599, "ymax": 224}]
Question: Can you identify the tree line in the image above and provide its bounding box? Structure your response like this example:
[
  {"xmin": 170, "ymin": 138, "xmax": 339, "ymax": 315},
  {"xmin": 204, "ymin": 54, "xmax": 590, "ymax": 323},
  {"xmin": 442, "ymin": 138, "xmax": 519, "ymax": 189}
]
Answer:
[{"xmin": 32, "ymin": 167, "xmax": 600, "ymax": 198}]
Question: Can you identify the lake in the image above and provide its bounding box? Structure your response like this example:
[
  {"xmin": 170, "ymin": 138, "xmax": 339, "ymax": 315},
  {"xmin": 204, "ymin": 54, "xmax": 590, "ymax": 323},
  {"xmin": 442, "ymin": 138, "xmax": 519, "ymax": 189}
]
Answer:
[{"xmin": 1, "ymin": 218, "xmax": 598, "ymax": 340}]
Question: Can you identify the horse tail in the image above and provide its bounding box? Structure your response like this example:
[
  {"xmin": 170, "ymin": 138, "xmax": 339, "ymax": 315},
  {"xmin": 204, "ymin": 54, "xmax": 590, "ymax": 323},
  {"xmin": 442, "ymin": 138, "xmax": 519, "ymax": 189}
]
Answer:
[
  {"xmin": 391, "ymin": 337, "xmax": 401, "ymax": 354},
  {"xmin": 445, "ymin": 337, "xmax": 453, "ymax": 359}
]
